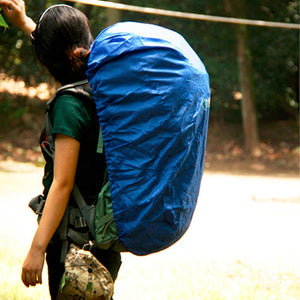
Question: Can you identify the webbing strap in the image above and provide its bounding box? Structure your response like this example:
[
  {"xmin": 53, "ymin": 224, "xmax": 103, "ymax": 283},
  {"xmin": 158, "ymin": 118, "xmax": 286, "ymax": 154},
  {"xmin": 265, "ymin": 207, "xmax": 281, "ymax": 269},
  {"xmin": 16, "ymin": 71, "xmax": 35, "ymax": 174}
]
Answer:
[
  {"xmin": 96, "ymin": 212, "xmax": 114, "ymax": 228},
  {"xmin": 97, "ymin": 127, "xmax": 104, "ymax": 154},
  {"xmin": 72, "ymin": 184, "xmax": 96, "ymax": 238},
  {"xmin": 44, "ymin": 111, "xmax": 55, "ymax": 157},
  {"xmin": 67, "ymin": 228, "xmax": 90, "ymax": 246}
]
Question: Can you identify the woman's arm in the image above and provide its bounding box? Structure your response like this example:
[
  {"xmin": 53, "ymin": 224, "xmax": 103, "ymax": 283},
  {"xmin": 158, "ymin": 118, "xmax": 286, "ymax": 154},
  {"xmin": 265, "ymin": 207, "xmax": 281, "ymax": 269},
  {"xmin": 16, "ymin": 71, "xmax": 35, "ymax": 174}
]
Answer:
[
  {"xmin": 0, "ymin": 0, "xmax": 36, "ymax": 35},
  {"xmin": 21, "ymin": 134, "xmax": 80, "ymax": 287}
]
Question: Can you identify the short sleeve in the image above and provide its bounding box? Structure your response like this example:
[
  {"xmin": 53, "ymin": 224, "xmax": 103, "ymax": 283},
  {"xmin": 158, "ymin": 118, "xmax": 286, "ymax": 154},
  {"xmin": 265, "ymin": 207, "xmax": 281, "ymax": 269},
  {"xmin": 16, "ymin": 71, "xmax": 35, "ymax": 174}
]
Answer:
[{"xmin": 51, "ymin": 94, "xmax": 91, "ymax": 142}]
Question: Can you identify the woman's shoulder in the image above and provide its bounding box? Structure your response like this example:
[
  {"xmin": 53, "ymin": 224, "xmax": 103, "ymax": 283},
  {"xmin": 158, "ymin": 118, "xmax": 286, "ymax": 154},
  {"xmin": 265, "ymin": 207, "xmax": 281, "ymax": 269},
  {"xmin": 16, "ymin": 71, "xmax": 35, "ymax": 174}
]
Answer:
[
  {"xmin": 52, "ymin": 92, "xmax": 95, "ymax": 119},
  {"xmin": 54, "ymin": 93, "xmax": 85, "ymax": 108},
  {"xmin": 50, "ymin": 92, "xmax": 97, "ymax": 140}
]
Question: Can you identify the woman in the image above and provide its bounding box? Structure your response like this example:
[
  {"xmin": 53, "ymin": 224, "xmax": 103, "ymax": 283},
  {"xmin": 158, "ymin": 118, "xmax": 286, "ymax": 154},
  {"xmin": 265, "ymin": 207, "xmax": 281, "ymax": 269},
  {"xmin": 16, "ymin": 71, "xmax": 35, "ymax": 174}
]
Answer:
[{"xmin": 0, "ymin": 1, "xmax": 121, "ymax": 299}]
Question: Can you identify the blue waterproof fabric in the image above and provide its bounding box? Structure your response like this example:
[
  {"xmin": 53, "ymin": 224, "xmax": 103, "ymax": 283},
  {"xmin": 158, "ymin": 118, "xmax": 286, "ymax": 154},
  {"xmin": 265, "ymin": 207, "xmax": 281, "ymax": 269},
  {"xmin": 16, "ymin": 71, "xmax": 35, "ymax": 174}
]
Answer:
[{"xmin": 87, "ymin": 22, "xmax": 210, "ymax": 255}]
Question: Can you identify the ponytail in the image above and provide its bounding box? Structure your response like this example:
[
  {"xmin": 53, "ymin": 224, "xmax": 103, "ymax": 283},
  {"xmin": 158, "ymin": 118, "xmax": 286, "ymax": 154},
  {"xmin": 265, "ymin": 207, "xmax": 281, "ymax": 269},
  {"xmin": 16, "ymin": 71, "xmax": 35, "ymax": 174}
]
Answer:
[{"xmin": 67, "ymin": 47, "xmax": 91, "ymax": 73}]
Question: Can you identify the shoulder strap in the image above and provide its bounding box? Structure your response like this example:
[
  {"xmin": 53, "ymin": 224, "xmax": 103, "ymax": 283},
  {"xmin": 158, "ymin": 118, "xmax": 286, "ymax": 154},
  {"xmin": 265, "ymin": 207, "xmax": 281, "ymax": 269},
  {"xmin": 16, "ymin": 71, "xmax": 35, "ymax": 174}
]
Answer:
[
  {"xmin": 72, "ymin": 184, "xmax": 96, "ymax": 237},
  {"xmin": 46, "ymin": 79, "xmax": 91, "ymax": 106},
  {"xmin": 44, "ymin": 79, "xmax": 93, "ymax": 156}
]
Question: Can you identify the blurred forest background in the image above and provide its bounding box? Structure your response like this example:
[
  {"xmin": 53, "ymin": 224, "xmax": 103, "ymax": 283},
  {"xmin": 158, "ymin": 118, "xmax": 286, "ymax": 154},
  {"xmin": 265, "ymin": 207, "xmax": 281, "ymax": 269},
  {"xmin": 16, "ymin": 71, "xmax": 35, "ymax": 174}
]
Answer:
[{"xmin": 0, "ymin": 0, "xmax": 299, "ymax": 174}]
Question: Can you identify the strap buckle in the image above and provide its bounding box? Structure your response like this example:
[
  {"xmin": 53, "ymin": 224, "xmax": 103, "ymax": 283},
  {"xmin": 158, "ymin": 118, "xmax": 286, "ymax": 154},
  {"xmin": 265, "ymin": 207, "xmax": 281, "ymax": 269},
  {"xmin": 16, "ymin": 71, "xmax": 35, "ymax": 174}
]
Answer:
[{"xmin": 82, "ymin": 240, "xmax": 95, "ymax": 251}]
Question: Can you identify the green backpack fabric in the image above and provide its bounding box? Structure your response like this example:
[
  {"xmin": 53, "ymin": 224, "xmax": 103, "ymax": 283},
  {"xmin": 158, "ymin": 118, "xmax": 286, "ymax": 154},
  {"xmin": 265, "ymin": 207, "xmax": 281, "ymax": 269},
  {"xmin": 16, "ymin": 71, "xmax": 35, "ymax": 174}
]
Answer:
[{"xmin": 95, "ymin": 181, "xmax": 124, "ymax": 251}]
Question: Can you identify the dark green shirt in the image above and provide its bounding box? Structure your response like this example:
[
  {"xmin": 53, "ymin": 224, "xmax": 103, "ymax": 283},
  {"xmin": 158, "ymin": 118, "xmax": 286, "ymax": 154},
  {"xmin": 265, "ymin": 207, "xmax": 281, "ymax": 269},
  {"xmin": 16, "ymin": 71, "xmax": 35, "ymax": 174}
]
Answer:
[{"xmin": 42, "ymin": 94, "xmax": 106, "ymax": 205}]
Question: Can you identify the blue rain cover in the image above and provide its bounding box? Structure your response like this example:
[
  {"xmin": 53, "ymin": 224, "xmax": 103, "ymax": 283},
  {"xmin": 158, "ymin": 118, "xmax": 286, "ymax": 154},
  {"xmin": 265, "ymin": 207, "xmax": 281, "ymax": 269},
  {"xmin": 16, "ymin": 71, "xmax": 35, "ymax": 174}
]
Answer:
[{"xmin": 87, "ymin": 22, "xmax": 210, "ymax": 255}]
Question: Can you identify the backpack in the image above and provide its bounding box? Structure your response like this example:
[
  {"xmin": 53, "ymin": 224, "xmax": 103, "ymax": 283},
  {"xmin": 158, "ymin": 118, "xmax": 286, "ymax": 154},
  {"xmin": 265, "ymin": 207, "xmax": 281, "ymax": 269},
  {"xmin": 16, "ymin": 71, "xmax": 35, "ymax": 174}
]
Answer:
[{"xmin": 30, "ymin": 21, "xmax": 210, "ymax": 258}]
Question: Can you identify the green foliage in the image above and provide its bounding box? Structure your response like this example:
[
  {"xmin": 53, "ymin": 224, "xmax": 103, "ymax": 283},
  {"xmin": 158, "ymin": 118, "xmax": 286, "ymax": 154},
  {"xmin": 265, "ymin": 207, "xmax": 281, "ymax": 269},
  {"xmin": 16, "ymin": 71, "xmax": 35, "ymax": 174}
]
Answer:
[
  {"xmin": 0, "ymin": 8, "xmax": 8, "ymax": 30},
  {"xmin": 0, "ymin": 1, "xmax": 47, "ymax": 83},
  {"xmin": 248, "ymin": 1, "xmax": 299, "ymax": 121},
  {"xmin": 0, "ymin": 94, "xmax": 27, "ymax": 132}
]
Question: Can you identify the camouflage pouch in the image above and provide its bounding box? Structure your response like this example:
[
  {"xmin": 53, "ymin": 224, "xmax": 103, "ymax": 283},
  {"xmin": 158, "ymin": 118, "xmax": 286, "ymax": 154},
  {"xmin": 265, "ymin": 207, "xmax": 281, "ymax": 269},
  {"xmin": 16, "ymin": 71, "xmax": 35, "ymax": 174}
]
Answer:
[{"xmin": 59, "ymin": 243, "xmax": 114, "ymax": 300}]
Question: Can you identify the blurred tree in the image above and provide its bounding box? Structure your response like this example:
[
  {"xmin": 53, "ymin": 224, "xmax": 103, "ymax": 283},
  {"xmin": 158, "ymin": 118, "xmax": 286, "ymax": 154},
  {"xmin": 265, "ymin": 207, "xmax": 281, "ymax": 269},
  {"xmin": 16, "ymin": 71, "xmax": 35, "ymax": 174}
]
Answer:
[
  {"xmin": 69, "ymin": 1, "xmax": 106, "ymax": 36},
  {"xmin": 0, "ymin": 0, "xmax": 48, "ymax": 83},
  {"xmin": 247, "ymin": 0, "xmax": 299, "ymax": 121},
  {"xmin": 105, "ymin": 0, "xmax": 122, "ymax": 27},
  {"xmin": 0, "ymin": 0, "xmax": 298, "ymax": 125},
  {"xmin": 0, "ymin": 0, "xmax": 106, "ymax": 84},
  {"xmin": 225, "ymin": 0, "xmax": 260, "ymax": 155}
]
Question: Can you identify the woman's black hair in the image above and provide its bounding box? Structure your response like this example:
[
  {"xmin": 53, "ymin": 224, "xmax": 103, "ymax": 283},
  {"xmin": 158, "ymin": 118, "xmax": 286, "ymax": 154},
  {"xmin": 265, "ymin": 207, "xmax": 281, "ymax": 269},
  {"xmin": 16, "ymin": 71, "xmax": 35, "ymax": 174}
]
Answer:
[{"xmin": 31, "ymin": 5, "xmax": 93, "ymax": 85}]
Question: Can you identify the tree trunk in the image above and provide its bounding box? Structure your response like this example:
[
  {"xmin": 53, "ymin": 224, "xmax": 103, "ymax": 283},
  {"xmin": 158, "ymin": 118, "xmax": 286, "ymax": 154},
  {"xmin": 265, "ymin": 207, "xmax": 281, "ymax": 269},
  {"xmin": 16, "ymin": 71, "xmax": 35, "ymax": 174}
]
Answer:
[
  {"xmin": 236, "ymin": 27, "xmax": 261, "ymax": 156},
  {"xmin": 105, "ymin": 0, "xmax": 121, "ymax": 27},
  {"xmin": 225, "ymin": 0, "xmax": 261, "ymax": 156}
]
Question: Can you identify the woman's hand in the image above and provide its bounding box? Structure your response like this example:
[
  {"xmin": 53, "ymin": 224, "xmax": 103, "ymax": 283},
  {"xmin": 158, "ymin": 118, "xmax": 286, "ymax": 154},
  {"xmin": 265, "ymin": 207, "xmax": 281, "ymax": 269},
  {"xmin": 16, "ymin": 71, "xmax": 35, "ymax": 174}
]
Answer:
[
  {"xmin": 0, "ymin": 0, "xmax": 36, "ymax": 35},
  {"xmin": 21, "ymin": 247, "xmax": 44, "ymax": 287}
]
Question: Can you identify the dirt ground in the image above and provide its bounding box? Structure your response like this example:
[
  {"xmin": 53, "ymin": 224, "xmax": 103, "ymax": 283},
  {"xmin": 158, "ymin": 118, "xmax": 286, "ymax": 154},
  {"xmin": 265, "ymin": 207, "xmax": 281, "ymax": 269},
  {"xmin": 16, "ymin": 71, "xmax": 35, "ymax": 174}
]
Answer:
[
  {"xmin": 0, "ymin": 160, "xmax": 299, "ymax": 299},
  {"xmin": 0, "ymin": 97, "xmax": 299, "ymax": 297}
]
